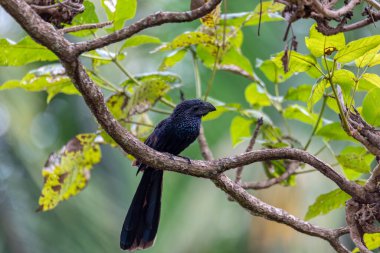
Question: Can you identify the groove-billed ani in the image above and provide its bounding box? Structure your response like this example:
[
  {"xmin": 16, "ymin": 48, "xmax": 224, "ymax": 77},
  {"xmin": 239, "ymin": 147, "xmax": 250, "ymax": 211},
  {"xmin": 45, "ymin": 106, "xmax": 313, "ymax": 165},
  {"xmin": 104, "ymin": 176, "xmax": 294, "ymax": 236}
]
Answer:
[{"xmin": 120, "ymin": 99, "xmax": 216, "ymax": 251}]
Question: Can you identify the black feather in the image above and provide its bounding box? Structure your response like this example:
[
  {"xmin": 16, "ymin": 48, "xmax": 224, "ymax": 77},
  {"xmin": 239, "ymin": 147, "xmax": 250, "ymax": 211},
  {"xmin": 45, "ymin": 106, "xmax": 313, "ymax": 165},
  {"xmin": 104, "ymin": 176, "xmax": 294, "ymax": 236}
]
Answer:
[{"xmin": 120, "ymin": 99, "xmax": 216, "ymax": 251}]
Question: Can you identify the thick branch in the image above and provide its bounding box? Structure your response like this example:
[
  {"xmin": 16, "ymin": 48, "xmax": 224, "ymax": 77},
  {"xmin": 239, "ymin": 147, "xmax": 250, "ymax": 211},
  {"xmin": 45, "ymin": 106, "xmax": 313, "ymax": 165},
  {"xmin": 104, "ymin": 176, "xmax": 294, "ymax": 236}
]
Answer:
[
  {"xmin": 213, "ymin": 174, "xmax": 350, "ymax": 253},
  {"xmin": 72, "ymin": 0, "xmax": 222, "ymax": 55}
]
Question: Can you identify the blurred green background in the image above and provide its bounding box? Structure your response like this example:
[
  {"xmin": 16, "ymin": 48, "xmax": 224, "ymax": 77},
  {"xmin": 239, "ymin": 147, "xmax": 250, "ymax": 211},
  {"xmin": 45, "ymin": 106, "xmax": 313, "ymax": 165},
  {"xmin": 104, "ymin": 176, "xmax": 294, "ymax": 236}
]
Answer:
[{"xmin": 0, "ymin": 1, "xmax": 378, "ymax": 253}]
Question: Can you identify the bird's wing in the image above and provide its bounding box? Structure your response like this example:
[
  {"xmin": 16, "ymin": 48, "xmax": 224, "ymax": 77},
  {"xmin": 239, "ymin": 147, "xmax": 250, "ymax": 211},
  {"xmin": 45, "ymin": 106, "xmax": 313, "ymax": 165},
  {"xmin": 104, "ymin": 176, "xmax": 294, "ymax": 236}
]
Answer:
[{"xmin": 135, "ymin": 117, "xmax": 172, "ymax": 173}]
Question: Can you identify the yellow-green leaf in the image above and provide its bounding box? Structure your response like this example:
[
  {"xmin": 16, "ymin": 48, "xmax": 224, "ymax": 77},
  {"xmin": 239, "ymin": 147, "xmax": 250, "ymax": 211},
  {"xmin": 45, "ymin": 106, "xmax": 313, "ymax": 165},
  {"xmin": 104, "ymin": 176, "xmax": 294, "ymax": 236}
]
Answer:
[
  {"xmin": 159, "ymin": 49, "xmax": 188, "ymax": 71},
  {"xmin": 353, "ymin": 233, "xmax": 380, "ymax": 253},
  {"xmin": 37, "ymin": 134, "xmax": 102, "ymax": 211},
  {"xmin": 336, "ymin": 146, "xmax": 373, "ymax": 180},
  {"xmin": 362, "ymin": 88, "xmax": 380, "ymax": 126},
  {"xmin": 0, "ymin": 64, "xmax": 79, "ymax": 102},
  {"xmin": 355, "ymin": 45, "xmax": 380, "ymax": 68},
  {"xmin": 106, "ymin": 92, "xmax": 129, "ymax": 120},
  {"xmin": 155, "ymin": 32, "xmax": 216, "ymax": 52},
  {"xmin": 305, "ymin": 24, "xmax": 345, "ymax": 57},
  {"xmin": 120, "ymin": 35, "xmax": 161, "ymax": 52},
  {"xmin": 305, "ymin": 188, "xmax": 350, "ymax": 220},
  {"xmin": 102, "ymin": 0, "xmax": 137, "ymax": 30},
  {"xmin": 285, "ymin": 84, "xmax": 312, "ymax": 103},
  {"xmin": 222, "ymin": 2, "xmax": 284, "ymax": 27},
  {"xmin": 316, "ymin": 122, "xmax": 354, "ymax": 141},
  {"xmin": 245, "ymin": 83, "xmax": 271, "ymax": 107},
  {"xmin": 125, "ymin": 79, "xmax": 171, "ymax": 116},
  {"xmin": 334, "ymin": 35, "xmax": 380, "ymax": 63},
  {"xmin": 283, "ymin": 104, "xmax": 320, "ymax": 126},
  {"xmin": 230, "ymin": 116, "xmax": 253, "ymax": 147},
  {"xmin": 0, "ymin": 37, "xmax": 58, "ymax": 66},
  {"xmin": 307, "ymin": 79, "xmax": 326, "ymax": 112}
]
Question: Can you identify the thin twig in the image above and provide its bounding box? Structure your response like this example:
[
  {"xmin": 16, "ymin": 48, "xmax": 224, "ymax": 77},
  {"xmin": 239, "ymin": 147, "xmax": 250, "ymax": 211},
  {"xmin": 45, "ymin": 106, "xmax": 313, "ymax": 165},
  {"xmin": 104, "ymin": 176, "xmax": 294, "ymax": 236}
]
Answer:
[
  {"xmin": 60, "ymin": 21, "xmax": 113, "ymax": 34},
  {"xmin": 242, "ymin": 162, "xmax": 298, "ymax": 190},
  {"xmin": 235, "ymin": 117, "xmax": 264, "ymax": 183},
  {"xmin": 197, "ymin": 125, "xmax": 214, "ymax": 161}
]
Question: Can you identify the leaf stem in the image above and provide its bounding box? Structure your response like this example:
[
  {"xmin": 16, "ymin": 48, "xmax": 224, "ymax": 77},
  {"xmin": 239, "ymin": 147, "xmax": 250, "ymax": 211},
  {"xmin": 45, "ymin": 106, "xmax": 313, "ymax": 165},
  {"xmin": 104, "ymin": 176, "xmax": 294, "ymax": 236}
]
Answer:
[
  {"xmin": 149, "ymin": 107, "xmax": 172, "ymax": 115},
  {"xmin": 304, "ymin": 96, "xmax": 327, "ymax": 150},
  {"xmin": 191, "ymin": 49, "xmax": 202, "ymax": 98},
  {"xmin": 113, "ymin": 59, "xmax": 142, "ymax": 86}
]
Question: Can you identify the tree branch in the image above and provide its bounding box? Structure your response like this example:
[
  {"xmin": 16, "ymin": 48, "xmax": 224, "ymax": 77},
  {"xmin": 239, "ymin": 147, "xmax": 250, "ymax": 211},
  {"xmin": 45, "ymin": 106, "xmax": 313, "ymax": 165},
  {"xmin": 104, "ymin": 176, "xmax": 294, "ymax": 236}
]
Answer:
[{"xmin": 72, "ymin": 0, "xmax": 222, "ymax": 55}]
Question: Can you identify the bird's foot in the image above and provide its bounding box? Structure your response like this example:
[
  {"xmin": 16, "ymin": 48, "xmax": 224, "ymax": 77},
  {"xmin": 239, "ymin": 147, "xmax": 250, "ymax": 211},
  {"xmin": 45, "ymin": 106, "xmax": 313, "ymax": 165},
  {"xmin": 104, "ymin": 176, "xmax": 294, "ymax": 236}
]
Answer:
[
  {"xmin": 178, "ymin": 155, "xmax": 191, "ymax": 164},
  {"xmin": 163, "ymin": 153, "xmax": 191, "ymax": 164}
]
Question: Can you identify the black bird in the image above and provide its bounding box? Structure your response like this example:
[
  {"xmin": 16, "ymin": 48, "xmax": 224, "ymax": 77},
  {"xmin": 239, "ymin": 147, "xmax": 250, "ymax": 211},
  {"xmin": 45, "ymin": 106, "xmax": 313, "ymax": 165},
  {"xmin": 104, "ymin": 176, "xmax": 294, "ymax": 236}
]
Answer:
[{"xmin": 120, "ymin": 99, "xmax": 216, "ymax": 251}]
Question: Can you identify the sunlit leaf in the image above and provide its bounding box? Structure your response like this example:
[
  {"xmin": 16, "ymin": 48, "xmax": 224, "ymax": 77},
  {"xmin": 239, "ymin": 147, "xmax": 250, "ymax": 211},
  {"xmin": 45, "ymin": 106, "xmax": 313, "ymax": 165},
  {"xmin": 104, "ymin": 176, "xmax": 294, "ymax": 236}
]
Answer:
[
  {"xmin": 121, "ymin": 72, "xmax": 181, "ymax": 87},
  {"xmin": 102, "ymin": 0, "xmax": 137, "ymax": 30},
  {"xmin": 106, "ymin": 92, "xmax": 129, "ymax": 120},
  {"xmin": 285, "ymin": 84, "xmax": 312, "ymax": 103},
  {"xmin": 222, "ymin": 1, "xmax": 284, "ymax": 27},
  {"xmin": 159, "ymin": 49, "xmax": 188, "ymax": 71},
  {"xmin": 257, "ymin": 51, "xmax": 318, "ymax": 83},
  {"xmin": 190, "ymin": 0, "xmax": 221, "ymax": 27},
  {"xmin": 155, "ymin": 32, "xmax": 216, "ymax": 52},
  {"xmin": 305, "ymin": 24, "xmax": 345, "ymax": 57},
  {"xmin": 307, "ymin": 79, "xmax": 326, "ymax": 112},
  {"xmin": 355, "ymin": 45, "xmax": 380, "ymax": 68},
  {"xmin": 305, "ymin": 188, "xmax": 350, "ymax": 220},
  {"xmin": 353, "ymin": 233, "xmax": 380, "ymax": 253},
  {"xmin": 37, "ymin": 134, "xmax": 102, "ymax": 211},
  {"xmin": 336, "ymin": 146, "xmax": 373, "ymax": 180},
  {"xmin": 283, "ymin": 104, "xmax": 320, "ymax": 126},
  {"xmin": 0, "ymin": 37, "xmax": 58, "ymax": 66},
  {"xmin": 0, "ymin": 64, "xmax": 79, "ymax": 102},
  {"xmin": 316, "ymin": 122, "xmax": 354, "ymax": 141},
  {"xmin": 125, "ymin": 79, "xmax": 171, "ymax": 116},
  {"xmin": 245, "ymin": 83, "xmax": 271, "ymax": 107},
  {"xmin": 230, "ymin": 116, "xmax": 253, "ymax": 147},
  {"xmin": 368, "ymin": 54, "xmax": 380, "ymax": 67},
  {"xmin": 361, "ymin": 73, "xmax": 380, "ymax": 89},
  {"xmin": 334, "ymin": 35, "xmax": 380, "ymax": 63},
  {"xmin": 362, "ymin": 88, "xmax": 380, "ymax": 126}
]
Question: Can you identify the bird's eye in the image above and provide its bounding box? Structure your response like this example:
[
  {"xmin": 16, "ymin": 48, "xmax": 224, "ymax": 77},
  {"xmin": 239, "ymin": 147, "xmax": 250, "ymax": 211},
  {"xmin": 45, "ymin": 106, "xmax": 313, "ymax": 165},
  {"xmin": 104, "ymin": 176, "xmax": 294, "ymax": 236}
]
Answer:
[{"xmin": 193, "ymin": 106, "xmax": 199, "ymax": 111}]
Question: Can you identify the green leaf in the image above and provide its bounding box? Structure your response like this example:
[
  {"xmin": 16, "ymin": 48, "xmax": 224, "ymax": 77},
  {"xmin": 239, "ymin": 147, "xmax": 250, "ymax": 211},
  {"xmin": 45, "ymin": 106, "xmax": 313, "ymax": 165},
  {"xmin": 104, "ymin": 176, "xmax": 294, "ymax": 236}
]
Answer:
[
  {"xmin": 305, "ymin": 24, "xmax": 345, "ymax": 57},
  {"xmin": 305, "ymin": 188, "xmax": 350, "ymax": 220},
  {"xmin": 316, "ymin": 122, "xmax": 354, "ymax": 141},
  {"xmin": 283, "ymin": 104, "xmax": 320, "ymax": 126},
  {"xmin": 362, "ymin": 88, "xmax": 380, "ymax": 126},
  {"xmin": 120, "ymin": 35, "xmax": 161, "ymax": 52},
  {"xmin": 368, "ymin": 54, "xmax": 380, "ymax": 67},
  {"xmin": 361, "ymin": 73, "xmax": 380, "ymax": 89},
  {"xmin": 334, "ymin": 35, "xmax": 380, "ymax": 63},
  {"xmin": 68, "ymin": 0, "xmax": 99, "ymax": 37},
  {"xmin": 220, "ymin": 47, "xmax": 255, "ymax": 78},
  {"xmin": 106, "ymin": 92, "xmax": 129, "ymax": 120},
  {"xmin": 353, "ymin": 233, "xmax": 380, "ymax": 253},
  {"xmin": 245, "ymin": 83, "xmax": 271, "ymax": 107},
  {"xmin": 0, "ymin": 64, "xmax": 79, "ymax": 102},
  {"xmin": 285, "ymin": 84, "xmax": 312, "ymax": 103},
  {"xmin": 102, "ymin": 0, "xmax": 137, "ymax": 30},
  {"xmin": 0, "ymin": 37, "xmax": 58, "ymax": 66},
  {"xmin": 307, "ymin": 79, "xmax": 326, "ymax": 112},
  {"xmin": 159, "ymin": 49, "xmax": 188, "ymax": 71},
  {"xmin": 332, "ymin": 69, "xmax": 356, "ymax": 93},
  {"xmin": 336, "ymin": 146, "xmax": 373, "ymax": 180},
  {"xmin": 37, "ymin": 134, "xmax": 102, "ymax": 211},
  {"xmin": 355, "ymin": 45, "xmax": 380, "ymax": 68},
  {"xmin": 257, "ymin": 51, "xmax": 318, "ymax": 83},
  {"xmin": 125, "ymin": 79, "xmax": 171, "ymax": 116},
  {"xmin": 222, "ymin": 1, "xmax": 284, "ymax": 27},
  {"xmin": 230, "ymin": 116, "xmax": 253, "ymax": 147},
  {"xmin": 156, "ymin": 32, "xmax": 216, "ymax": 52},
  {"xmin": 121, "ymin": 72, "xmax": 181, "ymax": 87}
]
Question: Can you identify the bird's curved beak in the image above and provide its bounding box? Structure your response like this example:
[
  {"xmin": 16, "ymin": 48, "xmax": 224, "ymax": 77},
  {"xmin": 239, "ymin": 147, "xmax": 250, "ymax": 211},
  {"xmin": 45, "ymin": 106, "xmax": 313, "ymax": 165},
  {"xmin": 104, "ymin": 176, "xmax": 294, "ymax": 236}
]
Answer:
[{"xmin": 200, "ymin": 101, "xmax": 216, "ymax": 116}]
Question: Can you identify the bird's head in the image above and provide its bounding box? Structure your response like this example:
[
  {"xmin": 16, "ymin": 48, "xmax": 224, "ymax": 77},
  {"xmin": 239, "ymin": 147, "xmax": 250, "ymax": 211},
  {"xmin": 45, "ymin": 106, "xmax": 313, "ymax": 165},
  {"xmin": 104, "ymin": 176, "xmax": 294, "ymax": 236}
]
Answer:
[{"xmin": 172, "ymin": 99, "xmax": 216, "ymax": 118}]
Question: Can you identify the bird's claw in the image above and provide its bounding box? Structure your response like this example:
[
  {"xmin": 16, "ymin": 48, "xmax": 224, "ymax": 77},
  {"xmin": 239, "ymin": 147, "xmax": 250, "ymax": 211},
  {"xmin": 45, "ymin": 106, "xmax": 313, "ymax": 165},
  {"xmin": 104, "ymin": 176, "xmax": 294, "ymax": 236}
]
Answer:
[
  {"xmin": 163, "ymin": 153, "xmax": 191, "ymax": 164},
  {"xmin": 178, "ymin": 155, "xmax": 191, "ymax": 164}
]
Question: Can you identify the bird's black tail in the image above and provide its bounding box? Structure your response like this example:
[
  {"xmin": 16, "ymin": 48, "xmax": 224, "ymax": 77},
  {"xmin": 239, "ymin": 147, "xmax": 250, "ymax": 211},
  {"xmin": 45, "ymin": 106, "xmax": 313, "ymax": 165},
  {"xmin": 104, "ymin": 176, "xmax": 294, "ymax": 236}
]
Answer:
[{"xmin": 120, "ymin": 168, "xmax": 163, "ymax": 251}]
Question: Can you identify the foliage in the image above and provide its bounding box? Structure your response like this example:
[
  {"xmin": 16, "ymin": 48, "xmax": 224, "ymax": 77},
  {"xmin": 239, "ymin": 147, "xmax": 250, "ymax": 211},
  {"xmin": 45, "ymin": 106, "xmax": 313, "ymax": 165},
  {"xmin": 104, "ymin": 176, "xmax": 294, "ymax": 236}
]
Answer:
[{"xmin": 1, "ymin": 0, "xmax": 380, "ymax": 237}]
